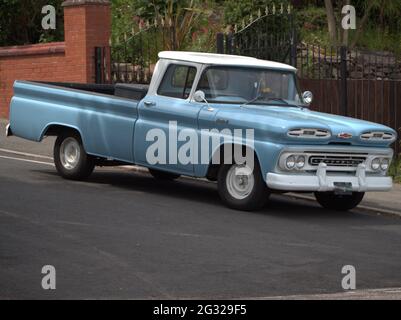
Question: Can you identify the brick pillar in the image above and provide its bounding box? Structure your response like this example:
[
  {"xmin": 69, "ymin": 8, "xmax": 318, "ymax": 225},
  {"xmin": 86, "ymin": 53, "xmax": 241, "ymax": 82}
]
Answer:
[{"xmin": 62, "ymin": 0, "xmax": 111, "ymax": 83}]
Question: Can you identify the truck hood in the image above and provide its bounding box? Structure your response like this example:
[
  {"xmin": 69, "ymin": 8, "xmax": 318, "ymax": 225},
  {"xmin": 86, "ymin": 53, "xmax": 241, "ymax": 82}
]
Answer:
[{"xmin": 216, "ymin": 105, "xmax": 397, "ymax": 147}]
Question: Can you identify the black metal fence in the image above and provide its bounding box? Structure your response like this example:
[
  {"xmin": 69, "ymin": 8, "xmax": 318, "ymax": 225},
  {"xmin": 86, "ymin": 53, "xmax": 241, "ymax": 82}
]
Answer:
[
  {"xmin": 94, "ymin": 19, "xmax": 184, "ymax": 85},
  {"xmin": 110, "ymin": 21, "xmax": 175, "ymax": 84},
  {"xmin": 296, "ymin": 44, "xmax": 401, "ymax": 80},
  {"xmin": 217, "ymin": 5, "xmax": 296, "ymax": 66},
  {"xmin": 96, "ymin": 15, "xmax": 215, "ymax": 85}
]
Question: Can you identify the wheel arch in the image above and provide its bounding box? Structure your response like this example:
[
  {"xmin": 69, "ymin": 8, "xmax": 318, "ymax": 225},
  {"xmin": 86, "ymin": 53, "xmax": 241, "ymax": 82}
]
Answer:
[
  {"xmin": 41, "ymin": 123, "xmax": 82, "ymax": 139},
  {"xmin": 205, "ymin": 143, "xmax": 262, "ymax": 181}
]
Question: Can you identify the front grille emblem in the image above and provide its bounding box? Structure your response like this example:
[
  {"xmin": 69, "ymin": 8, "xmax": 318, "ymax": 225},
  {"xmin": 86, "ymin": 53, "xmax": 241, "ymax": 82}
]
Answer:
[{"xmin": 337, "ymin": 132, "xmax": 353, "ymax": 139}]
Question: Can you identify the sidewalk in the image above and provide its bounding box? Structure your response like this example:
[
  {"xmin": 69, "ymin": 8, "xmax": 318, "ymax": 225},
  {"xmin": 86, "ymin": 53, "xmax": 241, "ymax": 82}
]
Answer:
[
  {"xmin": 1, "ymin": 118, "xmax": 400, "ymax": 216},
  {"xmin": 289, "ymin": 185, "xmax": 401, "ymax": 217},
  {"xmin": 362, "ymin": 184, "xmax": 401, "ymax": 215}
]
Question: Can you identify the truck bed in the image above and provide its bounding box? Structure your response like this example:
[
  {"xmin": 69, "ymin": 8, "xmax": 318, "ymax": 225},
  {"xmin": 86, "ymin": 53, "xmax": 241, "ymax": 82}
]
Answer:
[
  {"xmin": 9, "ymin": 81, "xmax": 146, "ymax": 163},
  {"xmin": 40, "ymin": 82, "xmax": 149, "ymax": 101}
]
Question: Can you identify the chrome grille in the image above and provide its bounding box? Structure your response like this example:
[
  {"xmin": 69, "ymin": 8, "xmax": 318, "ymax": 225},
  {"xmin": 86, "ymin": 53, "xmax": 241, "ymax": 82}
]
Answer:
[
  {"xmin": 309, "ymin": 155, "xmax": 366, "ymax": 167},
  {"xmin": 360, "ymin": 131, "xmax": 395, "ymax": 141},
  {"xmin": 288, "ymin": 128, "xmax": 331, "ymax": 138}
]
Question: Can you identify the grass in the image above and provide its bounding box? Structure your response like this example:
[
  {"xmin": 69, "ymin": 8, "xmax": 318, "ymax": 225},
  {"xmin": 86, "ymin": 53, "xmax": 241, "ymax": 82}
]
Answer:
[
  {"xmin": 355, "ymin": 28, "xmax": 401, "ymax": 56},
  {"xmin": 297, "ymin": 6, "xmax": 401, "ymax": 56},
  {"xmin": 389, "ymin": 156, "xmax": 401, "ymax": 183},
  {"xmin": 300, "ymin": 27, "xmax": 401, "ymax": 55}
]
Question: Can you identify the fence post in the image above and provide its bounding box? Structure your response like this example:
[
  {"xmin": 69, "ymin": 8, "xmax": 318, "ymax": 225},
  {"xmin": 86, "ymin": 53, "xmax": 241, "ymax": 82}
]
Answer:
[
  {"xmin": 216, "ymin": 33, "xmax": 225, "ymax": 54},
  {"xmin": 225, "ymin": 33, "xmax": 234, "ymax": 55},
  {"xmin": 289, "ymin": 13, "xmax": 297, "ymax": 67},
  {"xmin": 290, "ymin": 27, "xmax": 297, "ymax": 68},
  {"xmin": 95, "ymin": 47, "xmax": 103, "ymax": 84},
  {"xmin": 340, "ymin": 46, "xmax": 348, "ymax": 116}
]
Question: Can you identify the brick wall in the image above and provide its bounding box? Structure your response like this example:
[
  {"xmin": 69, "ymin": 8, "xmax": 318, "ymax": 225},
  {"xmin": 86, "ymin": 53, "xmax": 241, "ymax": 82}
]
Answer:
[{"xmin": 0, "ymin": 0, "xmax": 111, "ymax": 119}]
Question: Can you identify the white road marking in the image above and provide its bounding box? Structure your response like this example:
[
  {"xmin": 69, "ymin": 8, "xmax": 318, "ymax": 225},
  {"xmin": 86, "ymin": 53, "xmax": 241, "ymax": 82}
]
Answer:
[
  {"xmin": 240, "ymin": 287, "xmax": 401, "ymax": 300},
  {"xmin": 0, "ymin": 148, "xmax": 53, "ymax": 160},
  {"xmin": 0, "ymin": 155, "xmax": 54, "ymax": 166}
]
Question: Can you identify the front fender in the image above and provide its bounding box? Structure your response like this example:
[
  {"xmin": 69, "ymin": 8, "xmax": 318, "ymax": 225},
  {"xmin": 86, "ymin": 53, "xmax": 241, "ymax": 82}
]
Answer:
[{"xmin": 194, "ymin": 139, "xmax": 283, "ymax": 183}]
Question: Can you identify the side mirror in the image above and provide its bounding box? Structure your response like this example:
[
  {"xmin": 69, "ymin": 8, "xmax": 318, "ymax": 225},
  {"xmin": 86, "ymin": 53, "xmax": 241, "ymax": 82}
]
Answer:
[
  {"xmin": 193, "ymin": 90, "xmax": 206, "ymax": 103},
  {"xmin": 302, "ymin": 91, "xmax": 313, "ymax": 105}
]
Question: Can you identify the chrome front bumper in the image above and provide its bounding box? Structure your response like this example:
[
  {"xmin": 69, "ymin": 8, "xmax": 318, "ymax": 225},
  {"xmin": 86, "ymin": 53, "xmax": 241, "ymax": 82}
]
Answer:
[{"xmin": 266, "ymin": 163, "xmax": 392, "ymax": 192}]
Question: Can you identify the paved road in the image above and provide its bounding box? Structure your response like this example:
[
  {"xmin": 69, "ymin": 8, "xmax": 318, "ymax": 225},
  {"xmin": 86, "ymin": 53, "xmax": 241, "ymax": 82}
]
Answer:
[{"xmin": 1, "ymin": 121, "xmax": 401, "ymax": 299}]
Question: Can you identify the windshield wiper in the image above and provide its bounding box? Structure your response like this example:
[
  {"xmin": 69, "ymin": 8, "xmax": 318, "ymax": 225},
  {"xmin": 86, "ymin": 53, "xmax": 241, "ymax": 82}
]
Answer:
[
  {"xmin": 241, "ymin": 95, "xmax": 265, "ymax": 107},
  {"xmin": 268, "ymin": 98, "xmax": 308, "ymax": 109},
  {"xmin": 266, "ymin": 98, "xmax": 290, "ymax": 105},
  {"xmin": 242, "ymin": 96, "xmax": 304, "ymax": 109}
]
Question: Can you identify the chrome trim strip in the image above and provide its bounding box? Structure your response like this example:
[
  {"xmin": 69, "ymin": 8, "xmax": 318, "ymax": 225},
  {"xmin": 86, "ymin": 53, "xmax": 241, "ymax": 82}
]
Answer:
[
  {"xmin": 360, "ymin": 131, "xmax": 396, "ymax": 142},
  {"xmin": 287, "ymin": 128, "xmax": 331, "ymax": 139}
]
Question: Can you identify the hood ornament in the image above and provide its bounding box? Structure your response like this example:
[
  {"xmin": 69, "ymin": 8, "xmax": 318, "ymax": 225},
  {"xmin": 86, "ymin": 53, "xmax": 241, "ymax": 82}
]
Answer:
[{"xmin": 337, "ymin": 132, "xmax": 353, "ymax": 139}]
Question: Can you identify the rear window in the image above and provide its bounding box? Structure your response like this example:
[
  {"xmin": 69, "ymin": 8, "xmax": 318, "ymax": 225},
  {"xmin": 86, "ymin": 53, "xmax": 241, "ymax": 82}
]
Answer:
[{"xmin": 158, "ymin": 64, "xmax": 197, "ymax": 99}]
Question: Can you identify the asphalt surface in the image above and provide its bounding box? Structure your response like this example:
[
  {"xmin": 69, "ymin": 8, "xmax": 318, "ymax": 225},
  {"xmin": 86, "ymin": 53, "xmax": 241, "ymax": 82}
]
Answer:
[{"xmin": 1, "ymin": 121, "xmax": 401, "ymax": 299}]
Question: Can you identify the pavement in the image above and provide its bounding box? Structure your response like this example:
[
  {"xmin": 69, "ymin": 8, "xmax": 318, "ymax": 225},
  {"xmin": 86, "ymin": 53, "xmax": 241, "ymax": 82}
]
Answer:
[{"xmin": 1, "ymin": 118, "xmax": 401, "ymax": 300}]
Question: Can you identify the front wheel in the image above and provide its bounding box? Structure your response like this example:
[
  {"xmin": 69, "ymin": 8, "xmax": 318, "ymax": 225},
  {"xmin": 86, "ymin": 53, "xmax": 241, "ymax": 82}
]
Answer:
[
  {"xmin": 314, "ymin": 192, "xmax": 365, "ymax": 211},
  {"xmin": 218, "ymin": 162, "xmax": 269, "ymax": 211},
  {"xmin": 54, "ymin": 132, "xmax": 95, "ymax": 180}
]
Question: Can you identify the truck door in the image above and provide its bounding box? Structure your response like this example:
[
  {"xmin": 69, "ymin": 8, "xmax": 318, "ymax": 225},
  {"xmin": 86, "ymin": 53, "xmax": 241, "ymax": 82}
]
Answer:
[{"xmin": 134, "ymin": 63, "xmax": 202, "ymax": 175}]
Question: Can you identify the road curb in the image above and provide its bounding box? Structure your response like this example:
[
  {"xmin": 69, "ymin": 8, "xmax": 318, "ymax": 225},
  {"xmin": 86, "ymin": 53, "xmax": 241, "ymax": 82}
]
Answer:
[{"xmin": 122, "ymin": 165, "xmax": 401, "ymax": 218}]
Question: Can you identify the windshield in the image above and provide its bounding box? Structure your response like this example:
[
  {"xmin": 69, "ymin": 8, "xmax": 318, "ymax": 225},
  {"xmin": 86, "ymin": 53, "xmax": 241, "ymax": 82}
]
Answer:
[{"xmin": 196, "ymin": 66, "xmax": 304, "ymax": 106}]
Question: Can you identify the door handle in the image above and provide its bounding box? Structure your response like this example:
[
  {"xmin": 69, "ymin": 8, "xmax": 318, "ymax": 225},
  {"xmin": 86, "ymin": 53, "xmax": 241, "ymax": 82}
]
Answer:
[{"xmin": 144, "ymin": 101, "xmax": 156, "ymax": 107}]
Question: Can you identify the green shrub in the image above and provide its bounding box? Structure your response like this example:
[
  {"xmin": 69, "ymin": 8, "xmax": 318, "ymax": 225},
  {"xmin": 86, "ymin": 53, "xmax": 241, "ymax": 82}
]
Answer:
[
  {"xmin": 389, "ymin": 156, "xmax": 401, "ymax": 183},
  {"xmin": 223, "ymin": 0, "xmax": 289, "ymax": 25}
]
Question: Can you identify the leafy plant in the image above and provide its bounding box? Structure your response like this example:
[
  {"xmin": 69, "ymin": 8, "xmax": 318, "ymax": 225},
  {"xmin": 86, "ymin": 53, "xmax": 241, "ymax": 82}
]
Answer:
[
  {"xmin": 0, "ymin": 0, "xmax": 64, "ymax": 46},
  {"xmin": 389, "ymin": 156, "xmax": 401, "ymax": 183},
  {"xmin": 223, "ymin": 0, "xmax": 289, "ymax": 25},
  {"xmin": 113, "ymin": 0, "xmax": 214, "ymax": 48}
]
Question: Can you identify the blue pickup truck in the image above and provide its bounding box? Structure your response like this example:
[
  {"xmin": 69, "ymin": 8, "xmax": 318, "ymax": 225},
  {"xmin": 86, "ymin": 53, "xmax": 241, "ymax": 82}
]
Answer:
[{"xmin": 7, "ymin": 51, "xmax": 397, "ymax": 211}]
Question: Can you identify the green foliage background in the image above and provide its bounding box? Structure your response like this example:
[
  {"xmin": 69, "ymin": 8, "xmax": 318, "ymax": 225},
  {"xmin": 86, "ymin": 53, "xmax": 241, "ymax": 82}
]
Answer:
[
  {"xmin": 0, "ymin": 0, "xmax": 64, "ymax": 46},
  {"xmin": 0, "ymin": 0, "xmax": 400, "ymax": 53},
  {"xmin": 222, "ymin": 0, "xmax": 290, "ymax": 25}
]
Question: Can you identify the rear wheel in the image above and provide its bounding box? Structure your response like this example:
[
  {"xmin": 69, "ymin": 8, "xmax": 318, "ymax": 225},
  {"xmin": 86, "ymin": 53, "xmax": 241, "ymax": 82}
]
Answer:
[
  {"xmin": 314, "ymin": 192, "xmax": 365, "ymax": 211},
  {"xmin": 218, "ymin": 161, "xmax": 269, "ymax": 211},
  {"xmin": 148, "ymin": 168, "xmax": 180, "ymax": 181},
  {"xmin": 54, "ymin": 131, "xmax": 95, "ymax": 180}
]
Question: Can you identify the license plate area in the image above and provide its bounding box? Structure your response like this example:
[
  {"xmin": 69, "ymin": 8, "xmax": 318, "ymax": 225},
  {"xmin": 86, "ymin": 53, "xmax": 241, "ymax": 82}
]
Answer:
[{"xmin": 333, "ymin": 182, "xmax": 353, "ymax": 195}]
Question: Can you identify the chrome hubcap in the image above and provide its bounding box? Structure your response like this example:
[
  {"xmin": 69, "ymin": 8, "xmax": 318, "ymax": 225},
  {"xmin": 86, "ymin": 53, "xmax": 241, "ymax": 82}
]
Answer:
[
  {"xmin": 60, "ymin": 138, "xmax": 80, "ymax": 170},
  {"xmin": 226, "ymin": 164, "xmax": 255, "ymax": 200}
]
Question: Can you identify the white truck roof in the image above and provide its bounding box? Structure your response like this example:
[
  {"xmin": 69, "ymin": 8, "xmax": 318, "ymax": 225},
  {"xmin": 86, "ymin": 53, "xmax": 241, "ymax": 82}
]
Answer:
[{"xmin": 158, "ymin": 51, "xmax": 296, "ymax": 71}]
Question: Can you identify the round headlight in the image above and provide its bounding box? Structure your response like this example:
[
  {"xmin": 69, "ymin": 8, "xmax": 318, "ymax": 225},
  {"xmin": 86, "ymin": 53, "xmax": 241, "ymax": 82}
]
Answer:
[
  {"xmin": 371, "ymin": 158, "xmax": 381, "ymax": 171},
  {"xmin": 296, "ymin": 156, "xmax": 306, "ymax": 169},
  {"xmin": 380, "ymin": 158, "xmax": 389, "ymax": 171},
  {"xmin": 286, "ymin": 155, "xmax": 296, "ymax": 169}
]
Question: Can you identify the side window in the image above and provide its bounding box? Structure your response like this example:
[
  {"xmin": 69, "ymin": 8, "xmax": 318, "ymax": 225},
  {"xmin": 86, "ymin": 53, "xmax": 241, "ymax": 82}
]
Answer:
[{"xmin": 158, "ymin": 64, "xmax": 197, "ymax": 99}]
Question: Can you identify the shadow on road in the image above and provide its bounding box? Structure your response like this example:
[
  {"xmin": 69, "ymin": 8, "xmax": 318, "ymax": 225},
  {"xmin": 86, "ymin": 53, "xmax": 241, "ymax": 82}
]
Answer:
[
  {"xmin": 32, "ymin": 168, "xmax": 361, "ymax": 221},
  {"xmin": 35, "ymin": 168, "xmax": 221, "ymax": 205}
]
